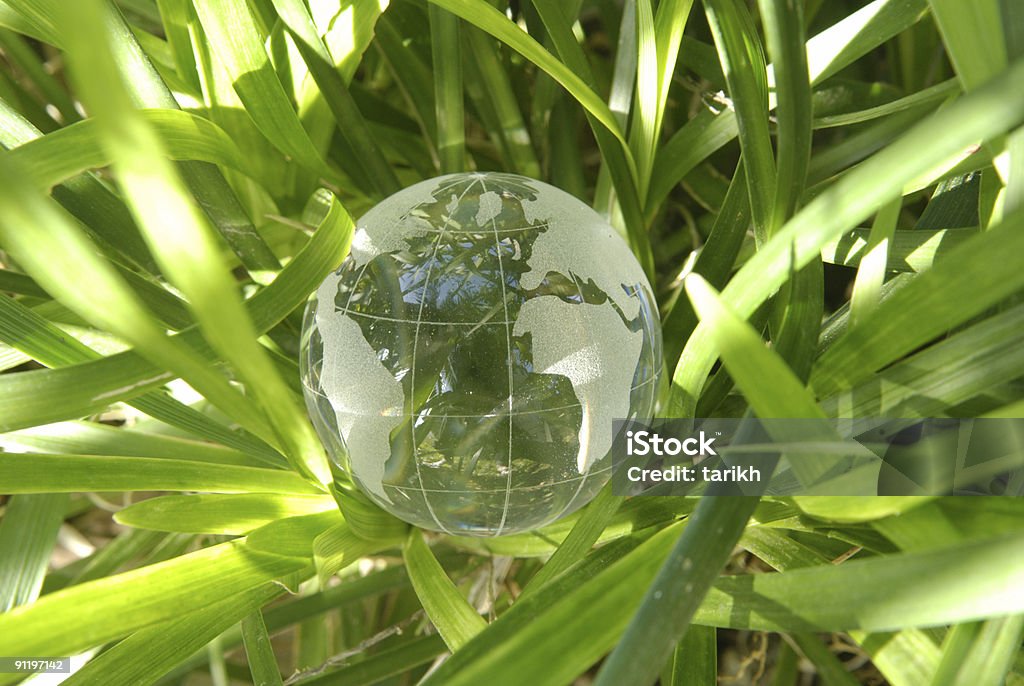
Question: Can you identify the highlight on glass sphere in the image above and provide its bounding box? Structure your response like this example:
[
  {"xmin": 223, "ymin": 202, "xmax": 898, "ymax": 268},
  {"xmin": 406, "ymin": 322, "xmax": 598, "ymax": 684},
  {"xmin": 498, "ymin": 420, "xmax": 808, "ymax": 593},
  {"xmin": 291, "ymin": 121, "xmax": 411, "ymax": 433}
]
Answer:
[{"xmin": 300, "ymin": 172, "xmax": 662, "ymax": 536}]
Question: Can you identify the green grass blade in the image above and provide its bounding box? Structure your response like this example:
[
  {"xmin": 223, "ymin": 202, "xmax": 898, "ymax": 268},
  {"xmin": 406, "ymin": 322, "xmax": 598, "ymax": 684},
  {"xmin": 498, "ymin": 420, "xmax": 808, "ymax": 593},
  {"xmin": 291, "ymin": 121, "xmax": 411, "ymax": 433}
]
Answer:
[
  {"xmin": 241, "ymin": 610, "xmax": 285, "ymax": 686},
  {"xmin": 60, "ymin": 583, "xmax": 286, "ymax": 686},
  {"xmin": 0, "ymin": 153, "xmax": 275, "ymax": 443},
  {"xmin": 929, "ymin": 0, "xmax": 1007, "ymax": 91},
  {"xmin": 819, "ymin": 303, "xmax": 1024, "ymax": 419},
  {"xmin": 403, "ymin": 529, "xmax": 486, "ymax": 650},
  {"xmin": 685, "ymin": 274, "xmax": 826, "ymax": 419},
  {"xmin": 269, "ymin": 0, "xmax": 399, "ymax": 196},
  {"xmin": 519, "ymin": 483, "xmax": 620, "ymax": 597},
  {"xmin": 190, "ymin": 0, "xmax": 333, "ymax": 180},
  {"xmin": 0, "ymin": 493, "xmax": 66, "ymax": 611},
  {"xmin": 812, "ymin": 207, "xmax": 1024, "ymax": 396},
  {"xmin": 849, "ymin": 197, "xmax": 901, "ymax": 326},
  {"xmin": 669, "ymin": 57, "xmax": 1024, "ymax": 417},
  {"xmin": 0, "ymin": 421, "xmax": 258, "ymax": 467},
  {"xmin": 429, "ymin": 4, "xmax": 465, "ymax": 173},
  {"xmin": 0, "ymin": 453, "xmax": 322, "ymax": 494},
  {"xmin": 0, "ymin": 540, "xmax": 310, "ymax": 676},
  {"xmin": 662, "ymin": 625, "xmax": 717, "ymax": 686},
  {"xmin": 115, "ymin": 494, "xmax": 335, "ymax": 534},
  {"xmin": 703, "ymin": 0, "xmax": 775, "ymax": 242},
  {"xmin": 58, "ymin": 0, "xmax": 333, "ymax": 485},
  {"xmin": 9, "ymin": 109, "xmax": 248, "ymax": 190},
  {"xmin": 427, "ymin": 0, "xmax": 629, "ymax": 154},
  {"xmin": 464, "ymin": 25, "xmax": 539, "ymax": 177},
  {"xmin": 0, "ymin": 196, "xmax": 351, "ymax": 433},
  {"xmin": 593, "ymin": 495, "xmax": 760, "ymax": 686},
  {"xmin": 758, "ymin": 0, "xmax": 812, "ymax": 228}
]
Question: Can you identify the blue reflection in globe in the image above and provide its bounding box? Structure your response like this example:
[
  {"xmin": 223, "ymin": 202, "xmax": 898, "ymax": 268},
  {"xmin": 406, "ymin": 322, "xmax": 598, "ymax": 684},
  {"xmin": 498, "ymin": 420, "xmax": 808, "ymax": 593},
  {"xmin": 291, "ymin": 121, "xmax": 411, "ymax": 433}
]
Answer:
[{"xmin": 300, "ymin": 172, "xmax": 661, "ymax": 535}]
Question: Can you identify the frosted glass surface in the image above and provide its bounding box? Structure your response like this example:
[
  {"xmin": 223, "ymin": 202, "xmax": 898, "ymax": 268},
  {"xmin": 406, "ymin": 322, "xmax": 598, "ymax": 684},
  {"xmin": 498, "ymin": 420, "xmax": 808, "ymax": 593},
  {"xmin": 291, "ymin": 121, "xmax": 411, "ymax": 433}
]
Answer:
[{"xmin": 300, "ymin": 172, "xmax": 661, "ymax": 535}]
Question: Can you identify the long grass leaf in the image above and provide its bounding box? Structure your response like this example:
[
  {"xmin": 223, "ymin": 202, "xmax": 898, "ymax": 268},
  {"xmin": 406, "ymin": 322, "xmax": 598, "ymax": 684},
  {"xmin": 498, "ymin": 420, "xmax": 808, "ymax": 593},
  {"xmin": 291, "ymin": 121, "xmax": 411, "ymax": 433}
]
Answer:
[
  {"xmin": 669, "ymin": 58, "xmax": 1024, "ymax": 417},
  {"xmin": 403, "ymin": 529, "xmax": 486, "ymax": 650}
]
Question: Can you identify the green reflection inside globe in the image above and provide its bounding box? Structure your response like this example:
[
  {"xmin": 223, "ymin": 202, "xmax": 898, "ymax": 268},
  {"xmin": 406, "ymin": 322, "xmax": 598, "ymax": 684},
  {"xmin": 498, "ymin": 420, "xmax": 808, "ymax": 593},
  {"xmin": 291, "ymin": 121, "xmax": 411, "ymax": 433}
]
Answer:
[{"xmin": 300, "ymin": 172, "xmax": 661, "ymax": 536}]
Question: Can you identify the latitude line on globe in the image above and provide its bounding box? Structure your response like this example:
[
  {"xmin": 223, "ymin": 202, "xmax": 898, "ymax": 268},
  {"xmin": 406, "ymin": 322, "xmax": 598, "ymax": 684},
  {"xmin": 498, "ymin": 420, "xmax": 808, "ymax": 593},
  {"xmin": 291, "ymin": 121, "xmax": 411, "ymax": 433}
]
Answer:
[{"xmin": 405, "ymin": 178, "xmax": 480, "ymax": 535}]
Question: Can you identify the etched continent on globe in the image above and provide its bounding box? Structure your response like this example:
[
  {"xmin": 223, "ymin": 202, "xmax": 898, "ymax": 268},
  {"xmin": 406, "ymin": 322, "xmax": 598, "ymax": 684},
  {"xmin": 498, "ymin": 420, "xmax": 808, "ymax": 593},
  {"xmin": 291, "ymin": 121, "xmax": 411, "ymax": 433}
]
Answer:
[{"xmin": 300, "ymin": 172, "xmax": 661, "ymax": 535}]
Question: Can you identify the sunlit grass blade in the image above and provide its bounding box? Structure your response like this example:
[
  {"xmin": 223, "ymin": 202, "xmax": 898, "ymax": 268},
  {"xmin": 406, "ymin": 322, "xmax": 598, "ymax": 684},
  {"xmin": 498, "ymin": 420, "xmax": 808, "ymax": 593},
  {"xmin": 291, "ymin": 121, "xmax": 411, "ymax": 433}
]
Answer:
[
  {"xmin": 58, "ymin": 0, "xmax": 334, "ymax": 485},
  {"xmin": 115, "ymin": 494, "xmax": 335, "ymax": 534},
  {"xmin": 269, "ymin": 0, "xmax": 399, "ymax": 197},
  {"xmin": 703, "ymin": 0, "xmax": 775, "ymax": 242},
  {"xmin": 0, "ymin": 540, "xmax": 311, "ymax": 679},
  {"xmin": 0, "ymin": 196, "xmax": 351, "ymax": 433},
  {"xmin": 0, "ymin": 453, "xmax": 322, "ymax": 494},
  {"xmin": 58, "ymin": 583, "xmax": 286, "ymax": 686},
  {"xmin": 812, "ymin": 206, "xmax": 1024, "ymax": 396},
  {"xmin": 669, "ymin": 57, "xmax": 1024, "ymax": 417},
  {"xmin": 0, "ymin": 493, "xmax": 66, "ymax": 611},
  {"xmin": 190, "ymin": 0, "xmax": 333, "ymax": 180},
  {"xmin": 241, "ymin": 610, "xmax": 285, "ymax": 686},
  {"xmin": 430, "ymin": 4, "xmax": 465, "ymax": 173},
  {"xmin": 684, "ymin": 274, "xmax": 826, "ymax": 419},
  {"xmin": 0, "ymin": 152, "xmax": 277, "ymax": 442},
  {"xmin": 403, "ymin": 529, "xmax": 486, "ymax": 650}
]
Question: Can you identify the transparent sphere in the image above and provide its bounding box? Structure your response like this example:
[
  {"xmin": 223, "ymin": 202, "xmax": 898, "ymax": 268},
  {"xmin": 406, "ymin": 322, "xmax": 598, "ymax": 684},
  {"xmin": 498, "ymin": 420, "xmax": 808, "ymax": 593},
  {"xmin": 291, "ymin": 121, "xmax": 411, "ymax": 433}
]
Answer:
[{"xmin": 300, "ymin": 172, "xmax": 661, "ymax": 535}]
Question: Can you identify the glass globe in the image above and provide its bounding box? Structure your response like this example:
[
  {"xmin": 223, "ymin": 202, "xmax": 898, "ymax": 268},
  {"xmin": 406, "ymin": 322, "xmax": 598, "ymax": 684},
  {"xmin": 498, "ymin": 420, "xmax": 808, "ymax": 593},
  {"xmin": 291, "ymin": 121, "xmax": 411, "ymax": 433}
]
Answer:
[{"xmin": 300, "ymin": 172, "xmax": 661, "ymax": 535}]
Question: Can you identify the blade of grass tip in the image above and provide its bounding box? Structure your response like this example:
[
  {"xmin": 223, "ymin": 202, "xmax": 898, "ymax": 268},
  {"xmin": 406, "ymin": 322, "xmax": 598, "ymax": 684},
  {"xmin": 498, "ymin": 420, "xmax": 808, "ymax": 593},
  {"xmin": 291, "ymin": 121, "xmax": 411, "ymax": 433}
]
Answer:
[
  {"xmin": 430, "ymin": 4, "xmax": 466, "ymax": 173},
  {"xmin": 241, "ymin": 610, "xmax": 285, "ymax": 686},
  {"xmin": 684, "ymin": 274, "xmax": 834, "ymax": 486},
  {"xmin": 850, "ymin": 197, "xmax": 901, "ymax": 328},
  {"xmin": 269, "ymin": 0, "xmax": 400, "ymax": 197},
  {"xmin": 685, "ymin": 274, "xmax": 826, "ymax": 420},
  {"xmin": 703, "ymin": 0, "xmax": 775, "ymax": 244},
  {"xmin": 0, "ymin": 493, "xmax": 67, "ymax": 612},
  {"xmin": 59, "ymin": 0, "xmax": 332, "ymax": 486},
  {"xmin": 403, "ymin": 530, "xmax": 485, "ymax": 651},
  {"xmin": 629, "ymin": 0, "xmax": 694, "ymax": 199},
  {"xmin": 669, "ymin": 57, "xmax": 1024, "ymax": 418}
]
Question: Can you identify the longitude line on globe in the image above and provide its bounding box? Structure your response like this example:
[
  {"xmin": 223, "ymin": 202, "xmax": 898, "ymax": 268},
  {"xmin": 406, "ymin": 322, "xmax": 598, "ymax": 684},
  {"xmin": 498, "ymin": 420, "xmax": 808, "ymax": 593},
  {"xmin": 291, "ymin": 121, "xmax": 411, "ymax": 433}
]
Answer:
[
  {"xmin": 405, "ymin": 178, "xmax": 481, "ymax": 535},
  {"xmin": 483, "ymin": 175, "xmax": 517, "ymax": 537}
]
